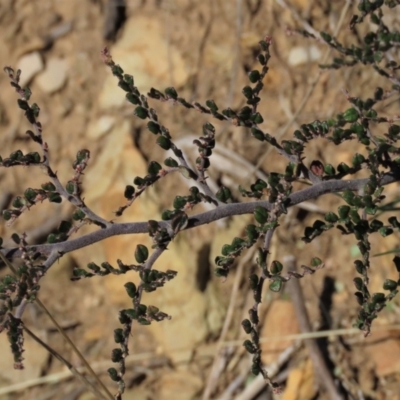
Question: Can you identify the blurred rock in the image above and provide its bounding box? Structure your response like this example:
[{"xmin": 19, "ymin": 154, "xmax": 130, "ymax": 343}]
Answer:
[
  {"xmin": 87, "ymin": 115, "xmax": 115, "ymax": 139},
  {"xmin": 17, "ymin": 51, "xmax": 44, "ymax": 87},
  {"xmin": 283, "ymin": 359, "xmax": 317, "ymax": 400},
  {"xmin": 99, "ymin": 16, "xmax": 189, "ymax": 109},
  {"xmin": 84, "ymin": 119, "xmax": 133, "ymax": 205},
  {"xmin": 288, "ymin": 45, "xmax": 321, "ymax": 66},
  {"xmin": 36, "ymin": 58, "xmax": 68, "ymax": 93},
  {"xmin": 365, "ymin": 330, "xmax": 400, "ymax": 377},
  {"xmin": 158, "ymin": 371, "xmax": 203, "ymax": 400},
  {"xmin": 260, "ymin": 299, "xmax": 300, "ymax": 364}
]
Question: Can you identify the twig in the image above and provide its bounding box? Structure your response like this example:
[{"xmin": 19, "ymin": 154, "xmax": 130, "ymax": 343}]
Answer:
[
  {"xmin": 0, "ymin": 352, "xmax": 169, "ymax": 396},
  {"xmin": 202, "ymin": 247, "xmax": 257, "ymax": 400},
  {"xmin": 285, "ymin": 255, "xmax": 343, "ymax": 400},
  {"xmin": 234, "ymin": 343, "xmax": 301, "ymax": 400},
  {"xmin": 22, "ymin": 325, "xmax": 110, "ymax": 400},
  {"xmin": 2, "ymin": 167, "xmax": 400, "ymax": 263}
]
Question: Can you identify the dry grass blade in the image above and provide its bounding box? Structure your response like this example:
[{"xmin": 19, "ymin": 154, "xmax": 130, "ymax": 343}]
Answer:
[
  {"xmin": 0, "ymin": 351, "xmax": 168, "ymax": 396},
  {"xmin": 202, "ymin": 247, "xmax": 256, "ymax": 400},
  {"xmin": 0, "ymin": 252, "xmax": 114, "ymax": 400},
  {"xmin": 22, "ymin": 325, "xmax": 109, "ymax": 400}
]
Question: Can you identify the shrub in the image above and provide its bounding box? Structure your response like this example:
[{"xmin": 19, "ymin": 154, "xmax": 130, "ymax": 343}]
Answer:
[{"xmin": 1, "ymin": 1, "xmax": 400, "ymax": 398}]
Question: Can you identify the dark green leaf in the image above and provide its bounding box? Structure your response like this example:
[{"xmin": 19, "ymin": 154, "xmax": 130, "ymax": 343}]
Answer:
[
  {"xmin": 383, "ymin": 279, "xmax": 398, "ymax": 291},
  {"xmin": 164, "ymin": 157, "xmax": 178, "ymax": 168},
  {"xmin": 343, "ymin": 108, "xmax": 359, "ymax": 123},
  {"xmin": 148, "ymin": 161, "xmax": 162, "ymax": 176},
  {"xmin": 124, "ymin": 282, "xmax": 137, "ymax": 298},
  {"xmin": 124, "ymin": 185, "xmax": 135, "ymax": 199},
  {"xmin": 269, "ymin": 279, "xmax": 283, "ymax": 292},
  {"xmin": 134, "ymin": 106, "xmax": 149, "ymax": 119},
  {"xmin": 126, "ymin": 93, "xmax": 140, "ymax": 105},
  {"xmin": 324, "ymin": 212, "xmax": 339, "ymax": 223},
  {"xmin": 156, "ymin": 136, "xmax": 171, "ymax": 150},
  {"xmin": 270, "ymin": 261, "xmax": 283, "ymax": 274},
  {"xmin": 216, "ymin": 186, "xmax": 232, "ymax": 203},
  {"xmin": 135, "ymin": 244, "xmax": 149, "ymax": 264},
  {"xmin": 147, "ymin": 121, "xmax": 161, "ymax": 134},
  {"xmin": 254, "ymin": 206, "xmax": 268, "ymax": 224},
  {"xmin": 165, "ymin": 87, "xmax": 178, "ymax": 99},
  {"xmin": 248, "ymin": 70, "xmax": 261, "ymax": 83}
]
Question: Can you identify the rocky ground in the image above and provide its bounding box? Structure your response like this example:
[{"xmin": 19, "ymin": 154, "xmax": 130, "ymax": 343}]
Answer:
[{"xmin": 0, "ymin": 0, "xmax": 400, "ymax": 399}]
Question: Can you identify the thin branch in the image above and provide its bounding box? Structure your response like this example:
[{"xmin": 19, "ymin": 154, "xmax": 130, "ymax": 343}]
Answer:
[
  {"xmin": 2, "ymin": 167, "xmax": 400, "ymax": 264},
  {"xmin": 23, "ymin": 325, "xmax": 110, "ymax": 400},
  {"xmin": 285, "ymin": 255, "xmax": 343, "ymax": 400}
]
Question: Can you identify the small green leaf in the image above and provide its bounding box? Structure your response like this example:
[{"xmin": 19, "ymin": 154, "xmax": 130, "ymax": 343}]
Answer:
[
  {"xmin": 311, "ymin": 257, "xmax": 323, "ymax": 267},
  {"xmin": 41, "ymin": 182, "xmax": 56, "ymax": 192},
  {"xmin": 126, "ymin": 93, "xmax": 140, "ymax": 105},
  {"xmin": 48, "ymin": 193, "xmax": 62, "ymax": 203},
  {"xmin": 66, "ymin": 181, "xmax": 76, "ymax": 195},
  {"xmin": 11, "ymin": 233, "xmax": 20, "ymax": 244},
  {"xmin": 124, "ymin": 282, "xmax": 137, "ymax": 298},
  {"xmin": 118, "ymin": 80, "xmax": 131, "ymax": 92},
  {"xmin": 242, "ymin": 86, "xmax": 253, "ymax": 99},
  {"xmin": 248, "ymin": 70, "xmax": 261, "ymax": 83},
  {"xmin": 352, "ymin": 153, "xmax": 366, "ymax": 168},
  {"xmin": 148, "ymin": 161, "xmax": 162, "ymax": 176},
  {"xmin": 12, "ymin": 197, "xmax": 25, "ymax": 209},
  {"xmin": 254, "ymin": 206, "xmax": 268, "ymax": 224},
  {"xmin": 343, "ymin": 190, "xmax": 355, "ymax": 206},
  {"xmin": 320, "ymin": 31, "xmax": 332, "ymax": 42},
  {"xmin": 270, "ymin": 261, "xmax": 283, "ymax": 274},
  {"xmin": 245, "ymin": 224, "xmax": 259, "ymax": 242},
  {"xmin": 343, "ymin": 108, "xmax": 359, "ymax": 123},
  {"xmin": 17, "ymin": 99, "xmax": 29, "ymax": 111},
  {"xmin": 251, "ymin": 112, "xmax": 264, "ymax": 124},
  {"xmin": 338, "ymin": 205, "xmax": 350, "ymax": 220},
  {"xmin": 147, "ymin": 121, "xmax": 161, "ymax": 134},
  {"xmin": 251, "ymin": 127, "xmax": 265, "ymax": 141},
  {"xmin": 111, "ymin": 348, "xmax": 123, "ymax": 362},
  {"xmin": 24, "ymin": 188, "xmax": 37, "ymax": 202},
  {"xmin": 337, "ymin": 162, "xmax": 351, "ymax": 174},
  {"xmin": 215, "ymin": 267, "xmax": 229, "ymax": 277},
  {"xmin": 324, "ymin": 164, "xmax": 335, "ymax": 176},
  {"xmin": 156, "ymin": 136, "xmax": 171, "ymax": 150},
  {"xmin": 371, "ymin": 293, "xmax": 386, "ymax": 305},
  {"xmin": 269, "ymin": 279, "xmax": 283, "ymax": 292},
  {"xmin": 165, "ymin": 87, "xmax": 178, "ymax": 99},
  {"xmin": 47, "ymin": 233, "xmax": 57, "ymax": 244},
  {"xmin": 173, "ymin": 196, "xmax": 186, "ymax": 210},
  {"xmin": 134, "ymin": 106, "xmax": 149, "ymax": 119},
  {"xmin": 108, "ymin": 368, "xmax": 120, "ymax": 382},
  {"xmin": 58, "ymin": 221, "xmax": 72, "ymax": 233},
  {"xmin": 324, "ymin": 212, "xmax": 338, "ymax": 223},
  {"xmin": 164, "ymin": 157, "xmax": 178, "ymax": 168},
  {"xmin": 222, "ymin": 244, "xmax": 233, "ymax": 256},
  {"xmin": 2, "ymin": 210, "xmax": 12, "ymax": 221},
  {"xmin": 206, "ymin": 99, "xmax": 218, "ymax": 112},
  {"xmin": 379, "ymin": 226, "xmax": 393, "ymax": 237},
  {"xmin": 354, "ymin": 277, "xmax": 364, "ymax": 291},
  {"xmin": 383, "ymin": 279, "xmax": 398, "ymax": 291},
  {"xmin": 124, "ymin": 185, "xmax": 135, "ymax": 199},
  {"xmin": 241, "ymin": 319, "xmax": 252, "ymax": 334},
  {"xmin": 161, "ymin": 209, "xmax": 175, "ymax": 220},
  {"xmin": 216, "ymin": 186, "xmax": 232, "ymax": 203}
]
